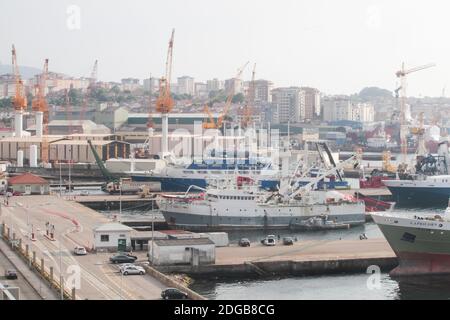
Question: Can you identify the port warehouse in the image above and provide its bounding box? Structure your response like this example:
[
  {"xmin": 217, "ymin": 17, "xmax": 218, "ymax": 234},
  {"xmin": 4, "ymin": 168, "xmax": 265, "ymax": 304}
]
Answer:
[{"xmin": 0, "ymin": 134, "xmax": 130, "ymax": 164}]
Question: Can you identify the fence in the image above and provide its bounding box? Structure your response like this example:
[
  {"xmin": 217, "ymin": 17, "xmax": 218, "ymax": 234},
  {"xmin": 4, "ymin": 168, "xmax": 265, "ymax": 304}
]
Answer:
[{"xmin": 0, "ymin": 222, "xmax": 74, "ymax": 300}]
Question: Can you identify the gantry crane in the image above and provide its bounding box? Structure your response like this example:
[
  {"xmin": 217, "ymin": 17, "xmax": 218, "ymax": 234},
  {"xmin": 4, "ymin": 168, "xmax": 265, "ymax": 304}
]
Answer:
[
  {"xmin": 203, "ymin": 62, "xmax": 249, "ymax": 130},
  {"xmin": 241, "ymin": 63, "xmax": 256, "ymax": 129},
  {"xmin": 155, "ymin": 29, "xmax": 175, "ymax": 155},
  {"xmin": 32, "ymin": 59, "xmax": 49, "ymax": 164},
  {"xmin": 80, "ymin": 60, "xmax": 98, "ymax": 123},
  {"xmin": 11, "ymin": 45, "xmax": 27, "ymax": 111},
  {"xmin": 64, "ymin": 88, "xmax": 73, "ymax": 135},
  {"xmin": 396, "ymin": 62, "xmax": 435, "ymax": 164}
]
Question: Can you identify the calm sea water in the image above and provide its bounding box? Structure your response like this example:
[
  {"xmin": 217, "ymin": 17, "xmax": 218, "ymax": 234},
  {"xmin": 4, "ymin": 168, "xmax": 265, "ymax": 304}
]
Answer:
[
  {"xmin": 189, "ymin": 273, "xmax": 450, "ymax": 300},
  {"xmin": 189, "ymin": 207, "xmax": 449, "ymax": 300}
]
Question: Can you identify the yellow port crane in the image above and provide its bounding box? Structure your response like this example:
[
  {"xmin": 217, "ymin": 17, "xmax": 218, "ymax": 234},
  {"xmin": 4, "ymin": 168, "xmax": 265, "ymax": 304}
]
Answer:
[
  {"xmin": 155, "ymin": 29, "xmax": 175, "ymax": 114},
  {"xmin": 396, "ymin": 62, "xmax": 435, "ymax": 165},
  {"xmin": 11, "ymin": 45, "xmax": 27, "ymax": 111},
  {"xmin": 241, "ymin": 63, "xmax": 256, "ymax": 129},
  {"xmin": 203, "ymin": 62, "xmax": 249, "ymax": 130},
  {"xmin": 32, "ymin": 59, "xmax": 50, "ymax": 164}
]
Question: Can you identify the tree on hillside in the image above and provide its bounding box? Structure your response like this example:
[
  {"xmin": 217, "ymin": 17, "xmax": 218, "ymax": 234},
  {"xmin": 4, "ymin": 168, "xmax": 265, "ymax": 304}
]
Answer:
[{"xmin": 232, "ymin": 93, "xmax": 245, "ymax": 104}]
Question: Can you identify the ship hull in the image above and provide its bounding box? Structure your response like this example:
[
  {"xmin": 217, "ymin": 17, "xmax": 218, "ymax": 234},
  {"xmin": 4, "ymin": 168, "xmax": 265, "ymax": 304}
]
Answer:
[
  {"xmin": 386, "ymin": 186, "xmax": 450, "ymax": 207},
  {"xmin": 160, "ymin": 204, "xmax": 366, "ymax": 231},
  {"xmin": 372, "ymin": 213, "xmax": 450, "ymax": 276}
]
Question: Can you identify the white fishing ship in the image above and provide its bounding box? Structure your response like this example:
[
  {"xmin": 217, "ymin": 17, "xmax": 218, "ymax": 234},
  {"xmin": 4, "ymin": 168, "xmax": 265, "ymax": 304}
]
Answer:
[{"xmin": 157, "ymin": 154, "xmax": 365, "ymax": 231}]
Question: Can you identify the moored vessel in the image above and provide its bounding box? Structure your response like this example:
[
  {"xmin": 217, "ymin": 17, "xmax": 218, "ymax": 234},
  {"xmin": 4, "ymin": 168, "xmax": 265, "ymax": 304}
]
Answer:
[{"xmin": 372, "ymin": 207, "xmax": 450, "ymax": 276}]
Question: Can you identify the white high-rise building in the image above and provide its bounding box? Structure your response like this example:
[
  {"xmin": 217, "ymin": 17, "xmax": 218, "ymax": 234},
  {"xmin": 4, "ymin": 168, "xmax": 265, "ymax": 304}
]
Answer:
[
  {"xmin": 143, "ymin": 77, "xmax": 159, "ymax": 94},
  {"xmin": 206, "ymin": 78, "xmax": 224, "ymax": 92},
  {"xmin": 271, "ymin": 87, "xmax": 305, "ymax": 124},
  {"xmin": 224, "ymin": 78, "xmax": 243, "ymax": 95},
  {"xmin": 322, "ymin": 97, "xmax": 374, "ymax": 122},
  {"xmin": 177, "ymin": 76, "xmax": 195, "ymax": 96},
  {"xmin": 301, "ymin": 87, "xmax": 321, "ymax": 120}
]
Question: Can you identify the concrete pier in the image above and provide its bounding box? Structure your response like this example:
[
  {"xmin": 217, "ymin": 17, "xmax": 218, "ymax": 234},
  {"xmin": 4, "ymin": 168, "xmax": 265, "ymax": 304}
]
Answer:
[{"xmin": 157, "ymin": 238, "xmax": 398, "ymax": 278}]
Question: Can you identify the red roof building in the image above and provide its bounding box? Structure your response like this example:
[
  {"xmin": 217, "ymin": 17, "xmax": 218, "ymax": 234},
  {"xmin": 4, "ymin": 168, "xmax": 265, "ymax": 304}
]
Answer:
[{"xmin": 8, "ymin": 173, "xmax": 49, "ymax": 185}]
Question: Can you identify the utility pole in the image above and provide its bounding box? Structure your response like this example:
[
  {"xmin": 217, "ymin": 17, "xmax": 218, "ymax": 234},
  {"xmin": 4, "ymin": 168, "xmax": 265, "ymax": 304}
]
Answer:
[
  {"xmin": 59, "ymin": 162, "xmax": 62, "ymax": 197},
  {"xmin": 119, "ymin": 179, "xmax": 122, "ymax": 222},
  {"xmin": 59, "ymin": 238, "xmax": 63, "ymax": 300}
]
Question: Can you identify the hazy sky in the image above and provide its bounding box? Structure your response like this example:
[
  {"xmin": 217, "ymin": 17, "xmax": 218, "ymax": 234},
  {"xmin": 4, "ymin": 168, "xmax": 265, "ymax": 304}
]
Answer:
[{"xmin": 1, "ymin": 0, "xmax": 450, "ymax": 96}]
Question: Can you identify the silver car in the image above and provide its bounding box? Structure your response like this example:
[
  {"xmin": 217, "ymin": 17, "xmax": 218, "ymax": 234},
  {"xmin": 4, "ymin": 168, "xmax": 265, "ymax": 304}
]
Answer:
[{"xmin": 120, "ymin": 265, "xmax": 145, "ymax": 275}]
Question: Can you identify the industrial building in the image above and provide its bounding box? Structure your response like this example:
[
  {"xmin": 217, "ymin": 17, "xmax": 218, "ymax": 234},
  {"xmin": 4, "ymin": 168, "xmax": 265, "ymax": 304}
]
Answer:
[
  {"xmin": 8, "ymin": 173, "xmax": 50, "ymax": 195},
  {"xmin": 148, "ymin": 238, "xmax": 216, "ymax": 266},
  {"xmin": 0, "ymin": 133, "xmax": 130, "ymax": 165},
  {"xmin": 26, "ymin": 120, "xmax": 111, "ymax": 135},
  {"xmin": 125, "ymin": 112, "xmax": 220, "ymax": 133},
  {"xmin": 93, "ymin": 223, "xmax": 134, "ymax": 252}
]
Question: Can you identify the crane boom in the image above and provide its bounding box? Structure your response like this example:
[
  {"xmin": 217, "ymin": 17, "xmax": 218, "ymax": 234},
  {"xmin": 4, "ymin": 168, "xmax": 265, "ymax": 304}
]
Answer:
[
  {"xmin": 395, "ymin": 62, "xmax": 436, "ymax": 165},
  {"xmin": 242, "ymin": 63, "xmax": 256, "ymax": 128},
  {"xmin": 11, "ymin": 45, "xmax": 27, "ymax": 111},
  {"xmin": 80, "ymin": 60, "xmax": 98, "ymax": 122},
  {"xmin": 282, "ymin": 154, "xmax": 359, "ymax": 200},
  {"xmin": 156, "ymin": 29, "xmax": 175, "ymax": 114},
  {"xmin": 216, "ymin": 61, "xmax": 249, "ymax": 129}
]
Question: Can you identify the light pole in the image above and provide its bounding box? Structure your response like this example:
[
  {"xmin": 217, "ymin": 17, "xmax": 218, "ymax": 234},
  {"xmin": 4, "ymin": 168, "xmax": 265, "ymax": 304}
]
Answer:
[
  {"xmin": 151, "ymin": 200, "xmax": 154, "ymax": 265},
  {"xmin": 119, "ymin": 179, "xmax": 122, "ymax": 222},
  {"xmin": 68, "ymin": 158, "xmax": 72, "ymax": 200},
  {"xmin": 120, "ymin": 269, "xmax": 123, "ymax": 300},
  {"xmin": 59, "ymin": 162, "xmax": 62, "ymax": 197},
  {"xmin": 59, "ymin": 236, "xmax": 64, "ymax": 300}
]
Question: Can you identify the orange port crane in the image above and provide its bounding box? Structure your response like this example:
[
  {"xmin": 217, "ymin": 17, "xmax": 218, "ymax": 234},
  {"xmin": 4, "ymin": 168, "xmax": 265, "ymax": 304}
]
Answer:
[
  {"xmin": 395, "ymin": 62, "xmax": 435, "ymax": 164},
  {"xmin": 203, "ymin": 62, "xmax": 249, "ymax": 130},
  {"xmin": 155, "ymin": 29, "xmax": 175, "ymax": 114},
  {"xmin": 32, "ymin": 59, "xmax": 50, "ymax": 164},
  {"xmin": 80, "ymin": 60, "xmax": 98, "ymax": 123},
  {"xmin": 64, "ymin": 88, "xmax": 73, "ymax": 135},
  {"xmin": 241, "ymin": 63, "xmax": 256, "ymax": 128},
  {"xmin": 11, "ymin": 45, "xmax": 27, "ymax": 111}
]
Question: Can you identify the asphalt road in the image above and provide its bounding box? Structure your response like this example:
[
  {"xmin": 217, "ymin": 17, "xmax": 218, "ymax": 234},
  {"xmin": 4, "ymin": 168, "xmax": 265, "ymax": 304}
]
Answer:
[
  {"xmin": 0, "ymin": 195, "xmax": 166, "ymax": 300},
  {"xmin": 0, "ymin": 248, "xmax": 42, "ymax": 300}
]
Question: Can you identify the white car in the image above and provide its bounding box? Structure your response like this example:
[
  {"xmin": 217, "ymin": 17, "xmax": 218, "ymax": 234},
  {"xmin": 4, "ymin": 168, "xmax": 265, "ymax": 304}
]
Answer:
[
  {"xmin": 120, "ymin": 265, "xmax": 146, "ymax": 275},
  {"xmin": 74, "ymin": 246, "xmax": 87, "ymax": 255}
]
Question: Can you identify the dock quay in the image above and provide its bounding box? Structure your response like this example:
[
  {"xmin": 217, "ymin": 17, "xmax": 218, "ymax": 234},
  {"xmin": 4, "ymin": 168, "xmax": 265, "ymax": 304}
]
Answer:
[
  {"xmin": 0, "ymin": 195, "xmax": 168, "ymax": 300},
  {"xmin": 156, "ymin": 238, "xmax": 398, "ymax": 278},
  {"xmin": 75, "ymin": 194, "xmax": 158, "ymax": 210}
]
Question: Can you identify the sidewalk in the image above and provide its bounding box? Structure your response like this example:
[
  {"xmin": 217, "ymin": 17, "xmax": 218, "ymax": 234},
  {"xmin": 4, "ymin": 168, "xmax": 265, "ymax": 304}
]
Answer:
[{"xmin": 0, "ymin": 239, "xmax": 58, "ymax": 300}]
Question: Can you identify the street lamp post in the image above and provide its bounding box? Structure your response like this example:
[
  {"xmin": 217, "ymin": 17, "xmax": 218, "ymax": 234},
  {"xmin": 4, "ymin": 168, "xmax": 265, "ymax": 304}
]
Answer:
[
  {"xmin": 119, "ymin": 180, "xmax": 122, "ymax": 222},
  {"xmin": 59, "ymin": 162, "xmax": 62, "ymax": 197},
  {"xmin": 59, "ymin": 237, "xmax": 63, "ymax": 300},
  {"xmin": 151, "ymin": 200, "xmax": 154, "ymax": 265}
]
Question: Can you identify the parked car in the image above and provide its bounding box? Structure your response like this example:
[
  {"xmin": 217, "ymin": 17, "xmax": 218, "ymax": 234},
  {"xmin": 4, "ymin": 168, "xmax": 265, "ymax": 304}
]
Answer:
[
  {"xmin": 282, "ymin": 237, "xmax": 294, "ymax": 245},
  {"xmin": 74, "ymin": 246, "xmax": 87, "ymax": 255},
  {"xmin": 12, "ymin": 191, "xmax": 22, "ymax": 196},
  {"xmin": 5, "ymin": 269, "xmax": 17, "ymax": 280},
  {"xmin": 80, "ymin": 191, "xmax": 89, "ymax": 196},
  {"xmin": 261, "ymin": 235, "xmax": 276, "ymax": 246},
  {"xmin": 120, "ymin": 265, "xmax": 145, "ymax": 275},
  {"xmin": 110, "ymin": 254, "xmax": 137, "ymax": 264},
  {"xmin": 238, "ymin": 238, "xmax": 251, "ymax": 247},
  {"xmin": 161, "ymin": 288, "xmax": 189, "ymax": 300}
]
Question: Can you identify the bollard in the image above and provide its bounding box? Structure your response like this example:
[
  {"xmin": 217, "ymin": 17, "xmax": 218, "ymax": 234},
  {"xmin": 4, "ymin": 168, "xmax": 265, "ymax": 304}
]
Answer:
[
  {"xmin": 32, "ymin": 251, "xmax": 36, "ymax": 265},
  {"xmin": 41, "ymin": 258, "xmax": 44, "ymax": 272},
  {"xmin": 71, "ymin": 287, "xmax": 76, "ymax": 300},
  {"xmin": 50, "ymin": 267, "xmax": 54, "ymax": 283},
  {"xmin": 1, "ymin": 222, "xmax": 5, "ymax": 237},
  {"xmin": 25, "ymin": 244, "xmax": 29, "ymax": 258},
  {"xmin": 12, "ymin": 232, "xmax": 15, "ymax": 240}
]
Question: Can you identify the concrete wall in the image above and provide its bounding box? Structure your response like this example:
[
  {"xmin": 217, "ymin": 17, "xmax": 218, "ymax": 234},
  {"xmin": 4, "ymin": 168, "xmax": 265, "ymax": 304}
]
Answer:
[
  {"xmin": 156, "ymin": 257, "xmax": 398, "ymax": 277},
  {"xmin": 93, "ymin": 230, "xmax": 131, "ymax": 252},
  {"xmin": 10, "ymin": 184, "xmax": 49, "ymax": 195},
  {"xmin": 149, "ymin": 242, "xmax": 215, "ymax": 266}
]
